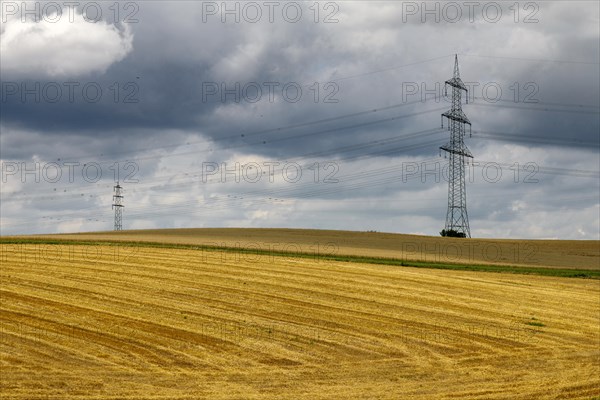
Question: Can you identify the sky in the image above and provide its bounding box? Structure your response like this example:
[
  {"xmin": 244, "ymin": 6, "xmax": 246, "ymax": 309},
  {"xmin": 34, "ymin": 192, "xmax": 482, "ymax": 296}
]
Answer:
[{"xmin": 0, "ymin": 0, "xmax": 599, "ymax": 239}]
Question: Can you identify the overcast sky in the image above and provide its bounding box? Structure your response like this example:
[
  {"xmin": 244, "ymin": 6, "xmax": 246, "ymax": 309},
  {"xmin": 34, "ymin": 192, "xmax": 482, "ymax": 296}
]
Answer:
[{"xmin": 1, "ymin": 0, "xmax": 598, "ymax": 239}]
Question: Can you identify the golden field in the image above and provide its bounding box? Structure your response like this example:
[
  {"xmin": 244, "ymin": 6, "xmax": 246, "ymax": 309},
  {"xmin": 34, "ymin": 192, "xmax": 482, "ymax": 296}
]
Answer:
[
  {"xmin": 28, "ymin": 228, "xmax": 600, "ymax": 270},
  {"xmin": 1, "ymin": 230, "xmax": 599, "ymax": 399}
]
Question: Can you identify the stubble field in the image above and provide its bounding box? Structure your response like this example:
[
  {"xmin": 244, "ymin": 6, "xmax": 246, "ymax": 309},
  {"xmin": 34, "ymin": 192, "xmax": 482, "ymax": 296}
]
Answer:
[
  {"xmin": 0, "ymin": 229, "xmax": 599, "ymax": 399},
  {"xmin": 24, "ymin": 228, "xmax": 600, "ymax": 270}
]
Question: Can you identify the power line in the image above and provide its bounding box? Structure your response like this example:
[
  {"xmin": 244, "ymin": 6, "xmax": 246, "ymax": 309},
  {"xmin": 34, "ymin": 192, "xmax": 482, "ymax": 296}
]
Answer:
[
  {"xmin": 4, "ymin": 152, "xmax": 597, "ymax": 228},
  {"xmin": 470, "ymin": 102, "xmax": 600, "ymax": 115},
  {"xmin": 51, "ymin": 98, "xmax": 598, "ymax": 165},
  {"xmin": 2, "ymin": 128, "xmax": 598, "ymax": 204},
  {"xmin": 57, "ymin": 98, "xmax": 441, "ymax": 164},
  {"xmin": 460, "ymin": 53, "xmax": 600, "ymax": 66}
]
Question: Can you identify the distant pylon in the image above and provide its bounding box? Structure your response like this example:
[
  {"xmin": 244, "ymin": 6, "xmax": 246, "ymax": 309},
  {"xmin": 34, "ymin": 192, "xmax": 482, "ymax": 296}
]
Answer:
[
  {"xmin": 112, "ymin": 182, "xmax": 124, "ymax": 231},
  {"xmin": 440, "ymin": 55, "xmax": 473, "ymax": 238}
]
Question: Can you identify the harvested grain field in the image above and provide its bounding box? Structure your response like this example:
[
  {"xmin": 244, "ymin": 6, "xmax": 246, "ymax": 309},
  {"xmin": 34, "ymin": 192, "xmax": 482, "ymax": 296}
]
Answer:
[
  {"xmin": 26, "ymin": 228, "xmax": 600, "ymax": 270},
  {"xmin": 1, "ymin": 236, "xmax": 599, "ymax": 399}
]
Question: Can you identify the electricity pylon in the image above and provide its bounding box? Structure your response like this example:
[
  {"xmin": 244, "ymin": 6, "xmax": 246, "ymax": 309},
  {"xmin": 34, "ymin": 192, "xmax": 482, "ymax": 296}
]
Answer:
[
  {"xmin": 112, "ymin": 182, "xmax": 124, "ymax": 231},
  {"xmin": 440, "ymin": 55, "xmax": 473, "ymax": 238}
]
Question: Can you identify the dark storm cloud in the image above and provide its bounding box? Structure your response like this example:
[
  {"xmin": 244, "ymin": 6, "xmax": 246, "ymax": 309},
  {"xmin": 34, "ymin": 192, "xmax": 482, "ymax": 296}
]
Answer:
[
  {"xmin": 1, "ymin": 0, "xmax": 596, "ymax": 163},
  {"xmin": 1, "ymin": 1, "xmax": 598, "ymax": 238}
]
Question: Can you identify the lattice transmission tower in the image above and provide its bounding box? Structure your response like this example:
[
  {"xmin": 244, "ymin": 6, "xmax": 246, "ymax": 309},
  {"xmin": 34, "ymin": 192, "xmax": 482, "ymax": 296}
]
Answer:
[
  {"xmin": 440, "ymin": 55, "xmax": 473, "ymax": 238},
  {"xmin": 112, "ymin": 182, "xmax": 124, "ymax": 231}
]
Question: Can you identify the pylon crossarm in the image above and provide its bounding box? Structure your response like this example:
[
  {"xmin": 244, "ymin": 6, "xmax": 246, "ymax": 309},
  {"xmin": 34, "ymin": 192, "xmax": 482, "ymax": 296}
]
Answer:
[
  {"xmin": 445, "ymin": 78, "xmax": 468, "ymax": 92},
  {"xmin": 441, "ymin": 148, "xmax": 473, "ymax": 158},
  {"xmin": 442, "ymin": 110, "xmax": 471, "ymax": 125}
]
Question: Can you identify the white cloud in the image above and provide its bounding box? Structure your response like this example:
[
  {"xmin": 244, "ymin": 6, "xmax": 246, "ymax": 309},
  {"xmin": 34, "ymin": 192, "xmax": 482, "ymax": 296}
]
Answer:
[{"xmin": 0, "ymin": 10, "xmax": 133, "ymax": 78}]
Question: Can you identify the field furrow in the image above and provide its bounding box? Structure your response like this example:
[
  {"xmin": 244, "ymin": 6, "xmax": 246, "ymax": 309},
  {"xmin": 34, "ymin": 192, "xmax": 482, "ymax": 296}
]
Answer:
[{"xmin": 1, "ymin": 242, "xmax": 599, "ymax": 399}]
